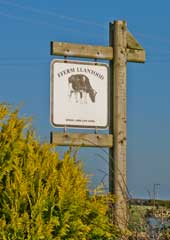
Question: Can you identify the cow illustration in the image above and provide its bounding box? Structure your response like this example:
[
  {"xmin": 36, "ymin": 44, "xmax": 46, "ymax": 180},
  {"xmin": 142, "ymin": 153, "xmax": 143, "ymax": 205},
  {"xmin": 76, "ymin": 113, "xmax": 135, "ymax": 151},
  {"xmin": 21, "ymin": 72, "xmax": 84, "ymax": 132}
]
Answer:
[{"xmin": 68, "ymin": 74, "xmax": 97, "ymax": 103}]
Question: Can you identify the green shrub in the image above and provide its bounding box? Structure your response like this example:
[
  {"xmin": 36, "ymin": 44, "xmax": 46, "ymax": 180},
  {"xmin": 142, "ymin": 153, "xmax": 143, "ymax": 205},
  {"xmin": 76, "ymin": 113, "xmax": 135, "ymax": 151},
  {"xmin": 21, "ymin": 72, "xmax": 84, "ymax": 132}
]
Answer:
[{"xmin": 0, "ymin": 104, "xmax": 120, "ymax": 240}]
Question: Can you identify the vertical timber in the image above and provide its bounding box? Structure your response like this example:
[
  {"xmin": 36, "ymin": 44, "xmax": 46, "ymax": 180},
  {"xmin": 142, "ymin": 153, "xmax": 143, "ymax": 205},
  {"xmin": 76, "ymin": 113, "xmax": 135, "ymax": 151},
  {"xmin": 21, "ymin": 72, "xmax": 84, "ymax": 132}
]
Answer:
[{"xmin": 109, "ymin": 21, "xmax": 127, "ymax": 228}]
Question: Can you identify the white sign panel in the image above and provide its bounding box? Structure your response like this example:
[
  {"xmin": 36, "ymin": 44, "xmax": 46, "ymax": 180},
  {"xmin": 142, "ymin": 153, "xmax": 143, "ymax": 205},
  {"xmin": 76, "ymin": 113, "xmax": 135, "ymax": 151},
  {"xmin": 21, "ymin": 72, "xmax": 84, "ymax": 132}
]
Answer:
[{"xmin": 50, "ymin": 59, "xmax": 109, "ymax": 128}]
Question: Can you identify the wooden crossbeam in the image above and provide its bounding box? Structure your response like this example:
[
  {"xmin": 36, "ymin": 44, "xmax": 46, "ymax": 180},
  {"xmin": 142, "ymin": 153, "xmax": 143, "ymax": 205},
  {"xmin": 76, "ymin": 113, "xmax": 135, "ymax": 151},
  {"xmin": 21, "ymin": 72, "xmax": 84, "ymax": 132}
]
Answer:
[
  {"xmin": 51, "ymin": 132, "xmax": 113, "ymax": 148},
  {"xmin": 127, "ymin": 48, "xmax": 145, "ymax": 63},
  {"xmin": 51, "ymin": 39, "xmax": 145, "ymax": 63},
  {"xmin": 51, "ymin": 41, "xmax": 113, "ymax": 60}
]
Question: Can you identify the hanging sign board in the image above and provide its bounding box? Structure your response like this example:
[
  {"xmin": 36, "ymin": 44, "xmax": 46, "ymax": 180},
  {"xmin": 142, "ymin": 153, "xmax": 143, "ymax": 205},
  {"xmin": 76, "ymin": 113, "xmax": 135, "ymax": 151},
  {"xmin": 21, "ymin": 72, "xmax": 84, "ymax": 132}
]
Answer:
[{"xmin": 50, "ymin": 59, "xmax": 109, "ymax": 128}]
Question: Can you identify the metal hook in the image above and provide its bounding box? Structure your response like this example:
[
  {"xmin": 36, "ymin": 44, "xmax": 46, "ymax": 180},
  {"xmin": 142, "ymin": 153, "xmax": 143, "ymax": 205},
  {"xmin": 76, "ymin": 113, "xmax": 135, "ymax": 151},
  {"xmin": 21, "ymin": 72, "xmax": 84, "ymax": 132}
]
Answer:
[
  {"xmin": 94, "ymin": 126, "xmax": 98, "ymax": 134},
  {"xmin": 94, "ymin": 58, "xmax": 97, "ymax": 65},
  {"xmin": 64, "ymin": 125, "xmax": 67, "ymax": 133},
  {"xmin": 64, "ymin": 56, "xmax": 67, "ymax": 62}
]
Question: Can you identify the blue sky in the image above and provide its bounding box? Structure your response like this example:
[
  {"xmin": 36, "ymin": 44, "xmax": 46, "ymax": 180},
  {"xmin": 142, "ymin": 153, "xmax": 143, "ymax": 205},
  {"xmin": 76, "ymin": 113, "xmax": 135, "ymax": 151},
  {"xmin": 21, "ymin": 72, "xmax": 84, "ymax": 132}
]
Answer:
[{"xmin": 0, "ymin": 0, "xmax": 170, "ymax": 199}]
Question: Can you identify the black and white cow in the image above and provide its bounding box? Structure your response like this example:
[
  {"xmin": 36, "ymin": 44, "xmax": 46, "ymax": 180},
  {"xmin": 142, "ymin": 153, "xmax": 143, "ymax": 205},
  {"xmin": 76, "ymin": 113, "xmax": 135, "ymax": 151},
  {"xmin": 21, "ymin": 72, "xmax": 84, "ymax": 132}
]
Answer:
[{"xmin": 68, "ymin": 74, "xmax": 97, "ymax": 103}]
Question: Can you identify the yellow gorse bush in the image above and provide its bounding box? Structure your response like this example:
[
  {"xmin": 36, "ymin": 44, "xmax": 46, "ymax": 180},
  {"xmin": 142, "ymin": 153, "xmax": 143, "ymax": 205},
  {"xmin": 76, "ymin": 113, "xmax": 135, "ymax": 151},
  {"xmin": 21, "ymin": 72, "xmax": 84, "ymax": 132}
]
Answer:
[{"xmin": 0, "ymin": 104, "xmax": 120, "ymax": 240}]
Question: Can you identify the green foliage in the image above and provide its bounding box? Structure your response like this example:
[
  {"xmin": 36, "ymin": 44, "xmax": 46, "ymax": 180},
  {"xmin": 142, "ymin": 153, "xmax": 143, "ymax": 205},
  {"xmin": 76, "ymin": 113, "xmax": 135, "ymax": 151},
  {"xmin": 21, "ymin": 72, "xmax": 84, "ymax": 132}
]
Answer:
[
  {"xmin": 128, "ymin": 205, "xmax": 147, "ymax": 233},
  {"xmin": 128, "ymin": 204, "xmax": 170, "ymax": 239},
  {"xmin": 160, "ymin": 226, "xmax": 170, "ymax": 240},
  {"xmin": 0, "ymin": 104, "xmax": 120, "ymax": 240}
]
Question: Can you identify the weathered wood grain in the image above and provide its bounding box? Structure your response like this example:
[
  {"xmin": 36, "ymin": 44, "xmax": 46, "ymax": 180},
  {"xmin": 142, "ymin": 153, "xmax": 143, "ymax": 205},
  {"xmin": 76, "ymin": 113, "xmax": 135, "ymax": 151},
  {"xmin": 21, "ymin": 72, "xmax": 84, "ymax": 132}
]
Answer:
[
  {"xmin": 127, "ymin": 48, "xmax": 146, "ymax": 63},
  {"xmin": 51, "ymin": 132, "xmax": 113, "ymax": 148},
  {"xmin": 109, "ymin": 20, "xmax": 127, "ymax": 228},
  {"xmin": 127, "ymin": 31, "xmax": 144, "ymax": 50},
  {"xmin": 51, "ymin": 41, "xmax": 113, "ymax": 60},
  {"xmin": 51, "ymin": 41, "xmax": 145, "ymax": 62}
]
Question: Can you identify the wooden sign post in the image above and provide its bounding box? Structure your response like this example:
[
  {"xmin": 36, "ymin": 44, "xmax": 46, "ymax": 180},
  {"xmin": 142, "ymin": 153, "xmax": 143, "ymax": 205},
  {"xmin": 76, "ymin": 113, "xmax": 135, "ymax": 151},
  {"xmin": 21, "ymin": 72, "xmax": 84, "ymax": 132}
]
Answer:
[
  {"xmin": 109, "ymin": 21, "xmax": 128, "ymax": 227},
  {"xmin": 50, "ymin": 20, "xmax": 145, "ymax": 229}
]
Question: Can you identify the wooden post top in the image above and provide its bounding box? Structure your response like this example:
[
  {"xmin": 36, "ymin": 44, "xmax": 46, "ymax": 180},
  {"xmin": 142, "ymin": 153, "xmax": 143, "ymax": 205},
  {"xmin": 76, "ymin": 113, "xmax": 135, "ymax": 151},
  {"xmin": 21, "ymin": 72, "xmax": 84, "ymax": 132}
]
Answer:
[{"xmin": 51, "ymin": 21, "xmax": 145, "ymax": 63}]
